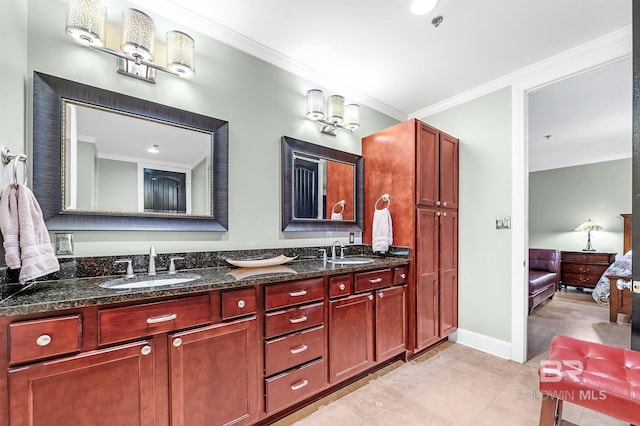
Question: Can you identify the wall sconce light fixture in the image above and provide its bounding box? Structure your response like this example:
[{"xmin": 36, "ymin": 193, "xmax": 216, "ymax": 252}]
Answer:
[
  {"xmin": 306, "ymin": 89, "xmax": 360, "ymax": 136},
  {"xmin": 65, "ymin": 0, "xmax": 195, "ymax": 83},
  {"xmin": 574, "ymin": 218, "xmax": 604, "ymax": 252}
]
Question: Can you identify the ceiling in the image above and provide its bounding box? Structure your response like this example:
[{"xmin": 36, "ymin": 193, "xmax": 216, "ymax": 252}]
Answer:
[{"xmin": 115, "ymin": 0, "xmax": 632, "ymax": 170}]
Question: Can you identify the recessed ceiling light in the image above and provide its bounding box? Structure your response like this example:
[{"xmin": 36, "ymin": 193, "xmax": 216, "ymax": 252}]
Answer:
[
  {"xmin": 147, "ymin": 144, "xmax": 160, "ymax": 153},
  {"xmin": 410, "ymin": 0, "xmax": 438, "ymax": 15}
]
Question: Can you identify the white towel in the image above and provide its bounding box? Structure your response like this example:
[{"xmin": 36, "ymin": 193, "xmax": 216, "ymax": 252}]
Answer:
[
  {"xmin": 331, "ymin": 212, "xmax": 343, "ymax": 220},
  {"xmin": 372, "ymin": 208, "xmax": 393, "ymax": 253},
  {"xmin": 0, "ymin": 184, "xmax": 59, "ymax": 284},
  {"xmin": 0, "ymin": 185, "xmax": 20, "ymax": 268}
]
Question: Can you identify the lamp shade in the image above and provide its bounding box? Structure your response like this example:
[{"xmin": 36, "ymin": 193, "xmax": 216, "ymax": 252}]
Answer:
[
  {"xmin": 121, "ymin": 8, "xmax": 155, "ymax": 62},
  {"xmin": 574, "ymin": 219, "xmax": 604, "ymax": 232},
  {"xmin": 65, "ymin": 0, "xmax": 106, "ymax": 47},
  {"xmin": 167, "ymin": 31, "xmax": 195, "ymax": 78},
  {"xmin": 326, "ymin": 95, "xmax": 345, "ymax": 124},
  {"xmin": 306, "ymin": 90, "xmax": 324, "ymax": 120},
  {"xmin": 342, "ymin": 104, "xmax": 360, "ymax": 130}
]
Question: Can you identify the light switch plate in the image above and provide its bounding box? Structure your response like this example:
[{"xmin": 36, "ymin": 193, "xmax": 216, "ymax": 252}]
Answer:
[
  {"xmin": 496, "ymin": 216, "xmax": 511, "ymax": 230},
  {"xmin": 54, "ymin": 233, "xmax": 74, "ymax": 256}
]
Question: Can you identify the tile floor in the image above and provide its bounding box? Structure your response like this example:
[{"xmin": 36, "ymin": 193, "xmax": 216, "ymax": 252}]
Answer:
[{"xmin": 275, "ymin": 289, "xmax": 631, "ymax": 425}]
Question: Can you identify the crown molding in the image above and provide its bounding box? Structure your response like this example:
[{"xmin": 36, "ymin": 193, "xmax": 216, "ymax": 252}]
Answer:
[
  {"xmin": 129, "ymin": 0, "xmax": 406, "ymax": 121},
  {"xmin": 410, "ymin": 25, "xmax": 632, "ymax": 119}
]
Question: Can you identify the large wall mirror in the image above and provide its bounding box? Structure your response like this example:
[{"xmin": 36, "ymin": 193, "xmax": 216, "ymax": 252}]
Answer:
[
  {"xmin": 33, "ymin": 72, "xmax": 228, "ymax": 231},
  {"xmin": 281, "ymin": 136, "xmax": 363, "ymax": 232}
]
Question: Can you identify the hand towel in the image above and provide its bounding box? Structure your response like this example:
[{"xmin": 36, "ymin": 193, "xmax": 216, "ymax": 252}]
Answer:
[
  {"xmin": 372, "ymin": 207, "xmax": 393, "ymax": 253},
  {"xmin": 331, "ymin": 212, "xmax": 343, "ymax": 220},
  {"xmin": 16, "ymin": 184, "xmax": 59, "ymax": 284},
  {"xmin": 0, "ymin": 185, "xmax": 20, "ymax": 268}
]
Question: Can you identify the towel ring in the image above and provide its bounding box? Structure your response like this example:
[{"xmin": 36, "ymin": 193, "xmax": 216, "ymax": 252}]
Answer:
[
  {"xmin": 13, "ymin": 155, "xmax": 28, "ymax": 186},
  {"xmin": 375, "ymin": 194, "xmax": 390, "ymax": 210},
  {"xmin": 332, "ymin": 200, "xmax": 345, "ymax": 214}
]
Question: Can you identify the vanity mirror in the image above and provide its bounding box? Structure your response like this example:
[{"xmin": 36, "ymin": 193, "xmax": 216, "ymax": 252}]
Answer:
[
  {"xmin": 281, "ymin": 136, "xmax": 363, "ymax": 232},
  {"xmin": 33, "ymin": 72, "xmax": 228, "ymax": 231}
]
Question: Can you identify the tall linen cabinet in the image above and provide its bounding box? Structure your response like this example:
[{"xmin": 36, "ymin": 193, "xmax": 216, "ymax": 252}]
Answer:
[{"xmin": 363, "ymin": 119, "xmax": 459, "ymax": 354}]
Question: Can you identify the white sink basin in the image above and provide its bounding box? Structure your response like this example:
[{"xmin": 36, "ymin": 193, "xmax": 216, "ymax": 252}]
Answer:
[
  {"xmin": 327, "ymin": 257, "xmax": 376, "ymax": 265},
  {"xmin": 100, "ymin": 273, "xmax": 201, "ymax": 290}
]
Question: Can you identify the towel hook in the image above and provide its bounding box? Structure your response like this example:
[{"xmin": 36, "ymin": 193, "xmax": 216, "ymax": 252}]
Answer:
[
  {"xmin": 375, "ymin": 193, "xmax": 390, "ymax": 210},
  {"xmin": 1, "ymin": 147, "xmax": 28, "ymax": 187},
  {"xmin": 331, "ymin": 200, "xmax": 345, "ymax": 214}
]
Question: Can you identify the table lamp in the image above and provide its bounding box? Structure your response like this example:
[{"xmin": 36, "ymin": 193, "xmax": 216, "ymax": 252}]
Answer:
[{"xmin": 574, "ymin": 219, "xmax": 603, "ymax": 252}]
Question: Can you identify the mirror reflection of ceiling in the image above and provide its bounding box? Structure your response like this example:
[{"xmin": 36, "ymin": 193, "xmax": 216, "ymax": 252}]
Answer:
[
  {"xmin": 72, "ymin": 103, "xmax": 211, "ymax": 169},
  {"xmin": 528, "ymin": 57, "xmax": 631, "ymax": 172}
]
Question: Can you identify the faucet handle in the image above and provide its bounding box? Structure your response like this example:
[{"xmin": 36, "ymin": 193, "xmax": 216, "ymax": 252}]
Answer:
[
  {"xmin": 340, "ymin": 246, "xmax": 345, "ymax": 259},
  {"xmin": 150, "ymin": 246, "xmax": 157, "ymax": 257},
  {"xmin": 169, "ymin": 257, "xmax": 184, "ymax": 274},
  {"xmin": 318, "ymin": 249, "xmax": 327, "ymax": 261},
  {"xmin": 115, "ymin": 259, "xmax": 134, "ymax": 278}
]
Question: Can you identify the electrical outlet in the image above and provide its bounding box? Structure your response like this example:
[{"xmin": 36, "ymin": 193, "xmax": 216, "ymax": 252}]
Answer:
[{"xmin": 54, "ymin": 233, "xmax": 74, "ymax": 256}]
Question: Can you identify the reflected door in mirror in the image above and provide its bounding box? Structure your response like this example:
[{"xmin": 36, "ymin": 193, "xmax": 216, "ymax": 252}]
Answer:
[
  {"xmin": 144, "ymin": 169, "xmax": 187, "ymax": 214},
  {"xmin": 294, "ymin": 158, "xmax": 320, "ymax": 219}
]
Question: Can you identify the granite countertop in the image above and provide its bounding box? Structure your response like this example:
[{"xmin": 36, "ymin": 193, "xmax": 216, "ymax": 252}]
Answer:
[{"xmin": 0, "ymin": 256, "xmax": 409, "ymax": 317}]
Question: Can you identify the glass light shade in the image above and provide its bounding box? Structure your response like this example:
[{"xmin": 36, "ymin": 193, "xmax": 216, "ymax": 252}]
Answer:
[
  {"xmin": 167, "ymin": 31, "xmax": 195, "ymax": 78},
  {"xmin": 306, "ymin": 90, "xmax": 324, "ymax": 120},
  {"xmin": 65, "ymin": 0, "xmax": 106, "ymax": 47},
  {"xmin": 342, "ymin": 104, "xmax": 360, "ymax": 130},
  {"xmin": 121, "ymin": 9, "xmax": 155, "ymax": 62},
  {"xmin": 326, "ymin": 95, "xmax": 345, "ymax": 124},
  {"xmin": 574, "ymin": 219, "xmax": 604, "ymax": 232},
  {"xmin": 410, "ymin": 0, "xmax": 438, "ymax": 15}
]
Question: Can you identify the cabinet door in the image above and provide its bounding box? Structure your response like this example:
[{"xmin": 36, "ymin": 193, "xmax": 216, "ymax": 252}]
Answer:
[
  {"xmin": 9, "ymin": 341, "xmax": 155, "ymax": 426},
  {"xmin": 415, "ymin": 208, "xmax": 440, "ymax": 350},
  {"xmin": 329, "ymin": 293, "xmax": 374, "ymax": 383},
  {"xmin": 438, "ymin": 133, "xmax": 458, "ymax": 209},
  {"xmin": 169, "ymin": 317, "xmax": 258, "ymax": 426},
  {"xmin": 375, "ymin": 285, "xmax": 406, "ymax": 361},
  {"xmin": 416, "ymin": 122, "xmax": 439, "ymax": 207},
  {"xmin": 439, "ymin": 210, "xmax": 458, "ymax": 336}
]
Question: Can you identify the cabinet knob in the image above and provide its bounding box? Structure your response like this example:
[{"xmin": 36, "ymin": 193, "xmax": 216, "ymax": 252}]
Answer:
[
  {"xmin": 379, "ymin": 292, "xmax": 384, "ymax": 298},
  {"xmin": 36, "ymin": 334, "xmax": 52, "ymax": 347},
  {"xmin": 173, "ymin": 338, "xmax": 183, "ymax": 348},
  {"xmin": 442, "ymin": 202, "xmax": 447, "ymax": 207},
  {"xmin": 442, "ymin": 212, "xmax": 447, "ymax": 217},
  {"xmin": 436, "ymin": 201, "xmax": 441, "ymax": 206},
  {"xmin": 436, "ymin": 211, "xmax": 441, "ymax": 216},
  {"xmin": 237, "ymin": 300, "xmax": 246, "ymax": 308},
  {"xmin": 141, "ymin": 345, "xmax": 152, "ymax": 356},
  {"xmin": 400, "ymin": 273, "xmax": 406, "ymax": 279},
  {"xmin": 368, "ymin": 294, "xmax": 374, "ymax": 300},
  {"xmin": 339, "ymin": 283, "xmax": 346, "ymax": 291}
]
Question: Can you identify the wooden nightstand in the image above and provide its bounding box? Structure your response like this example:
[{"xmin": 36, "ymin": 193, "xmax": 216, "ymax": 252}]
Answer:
[{"xmin": 560, "ymin": 251, "xmax": 616, "ymax": 290}]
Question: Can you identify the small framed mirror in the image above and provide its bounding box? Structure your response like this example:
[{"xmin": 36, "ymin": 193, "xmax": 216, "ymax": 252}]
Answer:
[
  {"xmin": 281, "ymin": 136, "xmax": 363, "ymax": 232},
  {"xmin": 33, "ymin": 72, "xmax": 228, "ymax": 231}
]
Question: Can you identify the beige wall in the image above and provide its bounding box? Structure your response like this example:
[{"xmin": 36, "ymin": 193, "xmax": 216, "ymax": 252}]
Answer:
[
  {"xmin": 9, "ymin": 0, "xmax": 398, "ymax": 256},
  {"xmin": 421, "ymin": 87, "xmax": 513, "ymax": 343}
]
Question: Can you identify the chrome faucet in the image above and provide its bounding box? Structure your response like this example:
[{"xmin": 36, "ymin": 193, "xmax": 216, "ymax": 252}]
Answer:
[
  {"xmin": 331, "ymin": 241, "xmax": 345, "ymax": 260},
  {"xmin": 148, "ymin": 246, "xmax": 157, "ymax": 276}
]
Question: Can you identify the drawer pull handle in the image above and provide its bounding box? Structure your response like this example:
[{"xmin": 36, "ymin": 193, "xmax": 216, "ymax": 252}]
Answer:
[
  {"xmin": 173, "ymin": 338, "xmax": 183, "ymax": 348},
  {"xmin": 369, "ymin": 278, "xmax": 383, "ymax": 284},
  {"xmin": 289, "ymin": 316, "xmax": 308, "ymax": 324},
  {"xmin": 289, "ymin": 290, "xmax": 308, "ymax": 297},
  {"xmin": 400, "ymin": 273, "xmax": 406, "ymax": 279},
  {"xmin": 290, "ymin": 379, "xmax": 309, "ymax": 391},
  {"xmin": 290, "ymin": 345, "xmax": 308, "ymax": 354},
  {"xmin": 146, "ymin": 313, "xmax": 177, "ymax": 324},
  {"xmin": 237, "ymin": 300, "xmax": 246, "ymax": 308},
  {"xmin": 36, "ymin": 335, "xmax": 52, "ymax": 347},
  {"xmin": 141, "ymin": 345, "xmax": 152, "ymax": 356},
  {"xmin": 339, "ymin": 283, "xmax": 346, "ymax": 291}
]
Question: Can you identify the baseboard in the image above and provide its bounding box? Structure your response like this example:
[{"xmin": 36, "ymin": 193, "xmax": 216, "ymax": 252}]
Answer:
[{"xmin": 448, "ymin": 328, "xmax": 512, "ymax": 360}]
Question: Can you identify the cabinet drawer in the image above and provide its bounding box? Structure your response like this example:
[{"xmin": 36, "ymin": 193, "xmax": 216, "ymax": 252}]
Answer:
[
  {"xmin": 265, "ymin": 302, "xmax": 324, "ymax": 338},
  {"xmin": 562, "ymin": 263, "xmax": 607, "ymax": 276},
  {"xmin": 562, "ymin": 252, "xmax": 612, "ymax": 263},
  {"xmin": 393, "ymin": 266, "xmax": 408, "ymax": 284},
  {"xmin": 329, "ymin": 275, "xmax": 352, "ymax": 298},
  {"xmin": 265, "ymin": 359, "xmax": 325, "ymax": 414},
  {"xmin": 562, "ymin": 273, "xmax": 600, "ymax": 288},
  {"xmin": 265, "ymin": 326, "xmax": 324, "ymax": 376},
  {"xmin": 99, "ymin": 295, "xmax": 210, "ymax": 345},
  {"xmin": 222, "ymin": 287, "xmax": 256, "ymax": 319},
  {"xmin": 354, "ymin": 269, "xmax": 393, "ymax": 293},
  {"xmin": 265, "ymin": 278, "xmax": 324, "ymax": 310},
  {"xmin": 9, "ymin": 315, "xmax": 81, "ymax": 365}
]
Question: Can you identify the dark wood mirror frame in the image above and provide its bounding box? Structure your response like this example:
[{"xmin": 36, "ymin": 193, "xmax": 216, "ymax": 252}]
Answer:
[
  {"xmin": 281, "ymin": 135, "xmax": 364, "ymax": 232},
  {"xmin": 33, "ymin": 71, "xmax": 229, "ymax": 231}
]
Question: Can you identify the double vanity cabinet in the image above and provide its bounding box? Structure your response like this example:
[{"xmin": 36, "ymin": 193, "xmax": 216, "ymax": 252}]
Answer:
[{"xmin": 0, "ymin": 259, "xmax": 409, "ymax": 426}]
